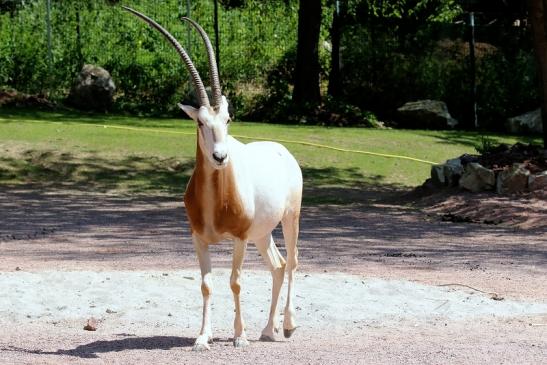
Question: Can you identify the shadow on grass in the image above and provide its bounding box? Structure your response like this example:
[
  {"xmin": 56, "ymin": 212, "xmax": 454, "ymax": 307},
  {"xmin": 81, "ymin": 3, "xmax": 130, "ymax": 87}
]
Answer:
[
  {"xmin": 0, "ymin": 107, "xmax": 191, "ymax": 130},
  {"xmin": 0, "ymin": 150, "xmax": 194, "ymax": 195},
  {"xmin": 0, "ymin": 150, "xmax": 393, "ymax": 204},
  {"xmin": 419, "ymin": 130, "xmax": 542, "ymax": 149},
  {"xmin": 302, "ymin": 166, "xmax": 406, "ymax": 204}
]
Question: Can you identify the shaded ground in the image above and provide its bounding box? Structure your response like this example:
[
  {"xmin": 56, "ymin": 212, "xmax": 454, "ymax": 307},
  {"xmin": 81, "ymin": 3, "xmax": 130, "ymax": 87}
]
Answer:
[{"xmin": 0, "ymin": 185, "xmax": 546, "ymax": 364}]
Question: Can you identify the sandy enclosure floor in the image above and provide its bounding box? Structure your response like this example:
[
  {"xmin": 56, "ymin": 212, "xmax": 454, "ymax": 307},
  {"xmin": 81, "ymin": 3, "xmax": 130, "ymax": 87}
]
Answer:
[{"xmin": 0, "ymin": 186, "xmax": 546, "ymax": 364}]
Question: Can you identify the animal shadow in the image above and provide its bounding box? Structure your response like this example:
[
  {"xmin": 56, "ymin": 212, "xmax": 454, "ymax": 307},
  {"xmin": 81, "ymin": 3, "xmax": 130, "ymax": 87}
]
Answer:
[{"xmin": 5, "ymin": 336, "xmax": 195, "ymax": 359}]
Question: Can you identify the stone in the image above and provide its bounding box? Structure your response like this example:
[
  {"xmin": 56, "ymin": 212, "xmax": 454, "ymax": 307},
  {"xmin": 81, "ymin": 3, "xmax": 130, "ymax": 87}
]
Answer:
[
  {"xmin": 459, "ymin": 162, "xmax": 495, "ymax": 192},
  {"xmin": 83, "ymin": 317, "xmax": 98, "ymax": 331},
  {"xmin": 496, "ymin": 163, "xmax": 530, "ymax": 194},
  {"xmin": 506, "ymin": 109, "xmax": 543, "ymax": 134},
  {"xmin": 459, "ymin": 154, "xmax": 479, "ymax": 165},
  {"xmin": 431, "ymin": 164, "xmax": 446, "ymax": 186},
  {"xmin": 528, "ymin": 171, "xmax": 547, "ymax": 191},
  {"xmin": 67, "ymin": 64, "xmax": 115, "ymax": 111},
  {"xmin": 443, "ymin": 158, "xmax": 464, "ymax": 186},
  {"xmin": 431, "ymin": 158, "xmax": 464, "ymax": 187},
  {"xmin": 397, "ymin": 100, "xmax": 458, "ymax": 129}
]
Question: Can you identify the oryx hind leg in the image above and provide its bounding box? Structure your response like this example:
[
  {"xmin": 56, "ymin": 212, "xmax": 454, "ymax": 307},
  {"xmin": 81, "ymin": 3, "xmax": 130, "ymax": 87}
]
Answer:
[
  {"xmin": 281, "ymin": 211, "xmax": 299, "ymax": 338},
  {"xmin": 255, "ymin": 234, "xmax": 286, "ymax": 342}
]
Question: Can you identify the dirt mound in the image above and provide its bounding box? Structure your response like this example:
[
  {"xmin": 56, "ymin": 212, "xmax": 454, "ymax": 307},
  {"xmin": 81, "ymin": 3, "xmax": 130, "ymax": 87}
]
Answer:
[
  {"xmin": 476, "ymin": 142, "xmax": 546, "ymax": 174},
  {"xmin": 407, "ymin": 143, "xmax": 546, "ymax": 230},
  {"xmin": 0, "ymin": 89, "xmax": 55, "ymax": 109}
]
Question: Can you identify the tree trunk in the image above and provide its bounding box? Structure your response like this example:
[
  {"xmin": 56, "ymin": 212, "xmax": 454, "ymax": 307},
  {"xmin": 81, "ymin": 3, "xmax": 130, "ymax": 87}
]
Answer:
[
  {"xmin": 328, "ymin": 0, "xmax": 342, "ymax": 98},
  {"xmin": 528, "ymin": 0, "xmax": 547, "ymax": 148},
  {"xmin": 292, "ymin": 0, "xmax": 322, "ymax": 107}
]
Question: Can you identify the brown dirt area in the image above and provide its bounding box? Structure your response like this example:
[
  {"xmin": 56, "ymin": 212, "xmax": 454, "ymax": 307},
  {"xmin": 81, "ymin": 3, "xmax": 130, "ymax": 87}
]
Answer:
[{"xmin": 0, "ymin": 185, "xmax": 546, "ymax": 364}]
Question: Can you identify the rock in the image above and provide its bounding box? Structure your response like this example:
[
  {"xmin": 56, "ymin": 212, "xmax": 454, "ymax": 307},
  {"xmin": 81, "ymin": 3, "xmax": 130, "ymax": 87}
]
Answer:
[
  {"xmin": 397, "ymin": 100, "xmax": 458, "ymax": 129},
  {"xmin": 459, "ymin": 163, "xmax": 495, "ymax": 192},
  {"xmin": 431, "ymin": 158, "xmax": 464, "ymax": 187},
  {"xmin": 496, "ymin": 163, "xmax": 530, "ymax": 194},
  {"xmin": 84, "ymin": 317, "xmax": 98, "ymax": 331},
  {"xmin": 443, "ymin": 158, "xmax": 464, "ymax": 186},
  {"xmin": 528, "ymin": 171, "xmax": 547, "ymax": 191},
  {"xmin": 460, "ymin": 154, "xmax": 479, "ymax": 165},
  {"xmin": 67, "ymin": 64, "xmax": 115, "ymax": 111},
  {"xmin": 431, "ymin": 164, "xmax": 446, "ymax": 186},
  {"xmin": 506, "ymin": 109, "xmax": 543, "ymax": 134}
]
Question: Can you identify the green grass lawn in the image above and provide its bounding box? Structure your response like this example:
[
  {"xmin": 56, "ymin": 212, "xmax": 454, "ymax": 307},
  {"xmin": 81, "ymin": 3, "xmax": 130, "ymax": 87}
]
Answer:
[{"xmin": 0, "ymin": 108, "xmax": 540, "ymax": 203}]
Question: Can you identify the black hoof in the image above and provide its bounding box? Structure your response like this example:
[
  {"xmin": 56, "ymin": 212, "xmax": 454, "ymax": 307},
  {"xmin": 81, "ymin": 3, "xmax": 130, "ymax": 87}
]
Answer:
[
  {"xmin": 283, "ymin": 328, "xmax": 296, "ymax": 338},
  {"xmin": 259, "ymin": 334, "xmax": 276, "ymax": 342}
]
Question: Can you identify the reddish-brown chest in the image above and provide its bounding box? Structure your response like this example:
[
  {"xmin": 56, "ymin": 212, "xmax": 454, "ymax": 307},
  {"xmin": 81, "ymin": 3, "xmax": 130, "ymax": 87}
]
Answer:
[{"xmin": 184, "ymin": 147, "xmax": 252, "ymax": 242}]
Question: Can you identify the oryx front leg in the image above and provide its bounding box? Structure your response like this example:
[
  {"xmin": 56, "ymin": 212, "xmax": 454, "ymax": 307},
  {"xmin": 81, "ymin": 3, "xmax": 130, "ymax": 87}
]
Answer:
[
  {"xmin": 193, "ymin": 236, "xmax": 213, "ymax": 352},
  {"xmin": 231, "ymin": 240, "xmax": 249, "ymax": 348},
  {"xmin": 255, "ymin": 234, "xmax": 286, "ymax": 342}
]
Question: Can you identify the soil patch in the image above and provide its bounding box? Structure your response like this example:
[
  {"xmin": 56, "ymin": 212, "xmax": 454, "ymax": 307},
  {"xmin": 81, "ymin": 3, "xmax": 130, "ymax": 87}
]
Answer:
[
  {"xmin": 0, "ymin": 185, "xmax": 546, "ymax": 364},
  {"xmin": 475, "ymin": 142, "xmax": 547, "ymax": 174}
]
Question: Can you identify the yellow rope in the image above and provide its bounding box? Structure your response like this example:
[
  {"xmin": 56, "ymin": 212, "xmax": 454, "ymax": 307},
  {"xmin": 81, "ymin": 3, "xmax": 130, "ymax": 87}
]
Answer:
[
  {"xmin": 232, "ymin": 134, "xmax": 438, "ymax": 165},
  {"xmin": 4, "ymin": 118, "xmax": 438, "ymax": 165}
]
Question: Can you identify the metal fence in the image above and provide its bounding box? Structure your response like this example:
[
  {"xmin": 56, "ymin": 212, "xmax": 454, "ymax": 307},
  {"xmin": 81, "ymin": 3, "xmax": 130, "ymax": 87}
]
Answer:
[
  {"xmin": 0, "ymin": 1, "xmax": 539, "ymax": 127},
  {"xmin": 0, "ymin": 0, "xmax": 299, "ymax": 113}
]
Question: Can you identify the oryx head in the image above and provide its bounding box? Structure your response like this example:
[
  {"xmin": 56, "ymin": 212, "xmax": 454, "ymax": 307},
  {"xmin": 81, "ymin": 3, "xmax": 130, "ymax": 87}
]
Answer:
[{"xmin": 123, "ymin": 7, "xmax": 231, "ymax": 169}]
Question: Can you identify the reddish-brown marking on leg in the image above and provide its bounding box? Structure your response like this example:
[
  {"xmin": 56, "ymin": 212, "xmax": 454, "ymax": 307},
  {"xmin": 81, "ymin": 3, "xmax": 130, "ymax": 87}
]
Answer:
[
  {"xmin": 201, "ymin": 282, "xmax": 210, "ymax": 296},
  {"xmin": 230, "ymin": 282, "xmax": 241, "ymax": 295}
]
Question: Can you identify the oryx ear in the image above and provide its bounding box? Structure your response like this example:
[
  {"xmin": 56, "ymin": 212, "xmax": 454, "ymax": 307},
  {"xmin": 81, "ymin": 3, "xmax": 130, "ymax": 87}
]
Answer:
[{"xmin": 178, "ymin": 103, "xmax": 199, "ymax": 122}]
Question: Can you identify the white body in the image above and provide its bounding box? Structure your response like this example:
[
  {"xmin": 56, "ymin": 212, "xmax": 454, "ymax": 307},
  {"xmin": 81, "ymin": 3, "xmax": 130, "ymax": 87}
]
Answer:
[
  {"xmin": 210, "ymin": 137, "xmax": 302, "ymax": 242},
  {"xmin": 182, "ymin": 100, "xmax": 303, "ymax": 350}
]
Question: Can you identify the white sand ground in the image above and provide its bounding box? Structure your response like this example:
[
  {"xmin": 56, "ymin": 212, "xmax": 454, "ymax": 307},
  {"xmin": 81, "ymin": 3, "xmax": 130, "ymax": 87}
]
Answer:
[{"xmin": 2, "ymin": 269, "xmax": 546, "ymax": 334}]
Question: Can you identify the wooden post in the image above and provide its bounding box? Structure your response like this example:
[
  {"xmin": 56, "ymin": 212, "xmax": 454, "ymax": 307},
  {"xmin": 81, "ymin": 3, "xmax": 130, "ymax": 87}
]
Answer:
[{"xmin": 468, "ymin": 12, "xmax": 478, "ymax": 128}]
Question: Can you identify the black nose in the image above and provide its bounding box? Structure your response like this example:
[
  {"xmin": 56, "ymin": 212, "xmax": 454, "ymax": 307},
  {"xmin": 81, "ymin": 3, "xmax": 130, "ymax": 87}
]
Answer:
[{"xmin": 213, "ymin": 152, "xmax": 226, "ymax": 163}]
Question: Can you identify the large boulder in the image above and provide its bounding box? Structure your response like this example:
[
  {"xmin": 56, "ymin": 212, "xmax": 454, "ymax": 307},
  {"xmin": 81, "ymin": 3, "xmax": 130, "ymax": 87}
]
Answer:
[
  {"xmin": 496, "ymin": 163, "xmax": 530, "ymax": 194},
  {"xmin": 459, "ymin": 163, "xmax": 495, "ymax": 192},
  {"xmin": 67, "ymin": 64, "xmax": 115, "ymax": 111},
  {"xmin": 397, "ymin": 100, "xmax": 458, "ymax": 129},
  {"xmin": 506, "ymin": 109, "xmax": 543, "ymax": 134}
]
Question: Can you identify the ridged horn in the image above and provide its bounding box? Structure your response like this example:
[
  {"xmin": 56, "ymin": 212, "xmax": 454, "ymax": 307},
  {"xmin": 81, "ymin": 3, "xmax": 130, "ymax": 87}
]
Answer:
[
  {"xmin": 181, "ymin": 17, "xmax": 222, "ymax": 109},
  {"xmin": 122, "ymin": 6, "xmax": 210, "ymax": 108}
]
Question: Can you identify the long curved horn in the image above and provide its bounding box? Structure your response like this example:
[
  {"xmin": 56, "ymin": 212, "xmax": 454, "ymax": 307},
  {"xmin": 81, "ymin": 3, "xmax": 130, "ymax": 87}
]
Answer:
[
  {"xmin": 122, "ymin": 6, "xmax": 210, "ymax": 108},
  {"xmin": 181, "ymin": 17, "xmax": 222, "ymax": 109}
]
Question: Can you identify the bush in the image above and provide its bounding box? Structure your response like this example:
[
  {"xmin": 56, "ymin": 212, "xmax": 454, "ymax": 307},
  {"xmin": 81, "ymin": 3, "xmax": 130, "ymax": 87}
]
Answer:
[{"xmin": 0, "ymin": 0, "xmax": 299, "ymax": 116}]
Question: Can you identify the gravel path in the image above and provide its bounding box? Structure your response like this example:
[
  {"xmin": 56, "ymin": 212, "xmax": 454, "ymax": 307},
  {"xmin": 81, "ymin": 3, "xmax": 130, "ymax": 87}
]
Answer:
[{"xmin": 0, "ymin": 186, "xmax": 546, "ymax": 364}]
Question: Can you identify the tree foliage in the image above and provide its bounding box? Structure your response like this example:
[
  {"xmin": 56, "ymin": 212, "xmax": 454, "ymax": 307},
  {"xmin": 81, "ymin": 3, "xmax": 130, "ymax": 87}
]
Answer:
[
  {"xmin": 0, "ymin": 0, "xmax": 542, "ymax": 132},
  {"xmin": 0, "ymin": 0, "xmax": 26, "ymax": 14}
]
